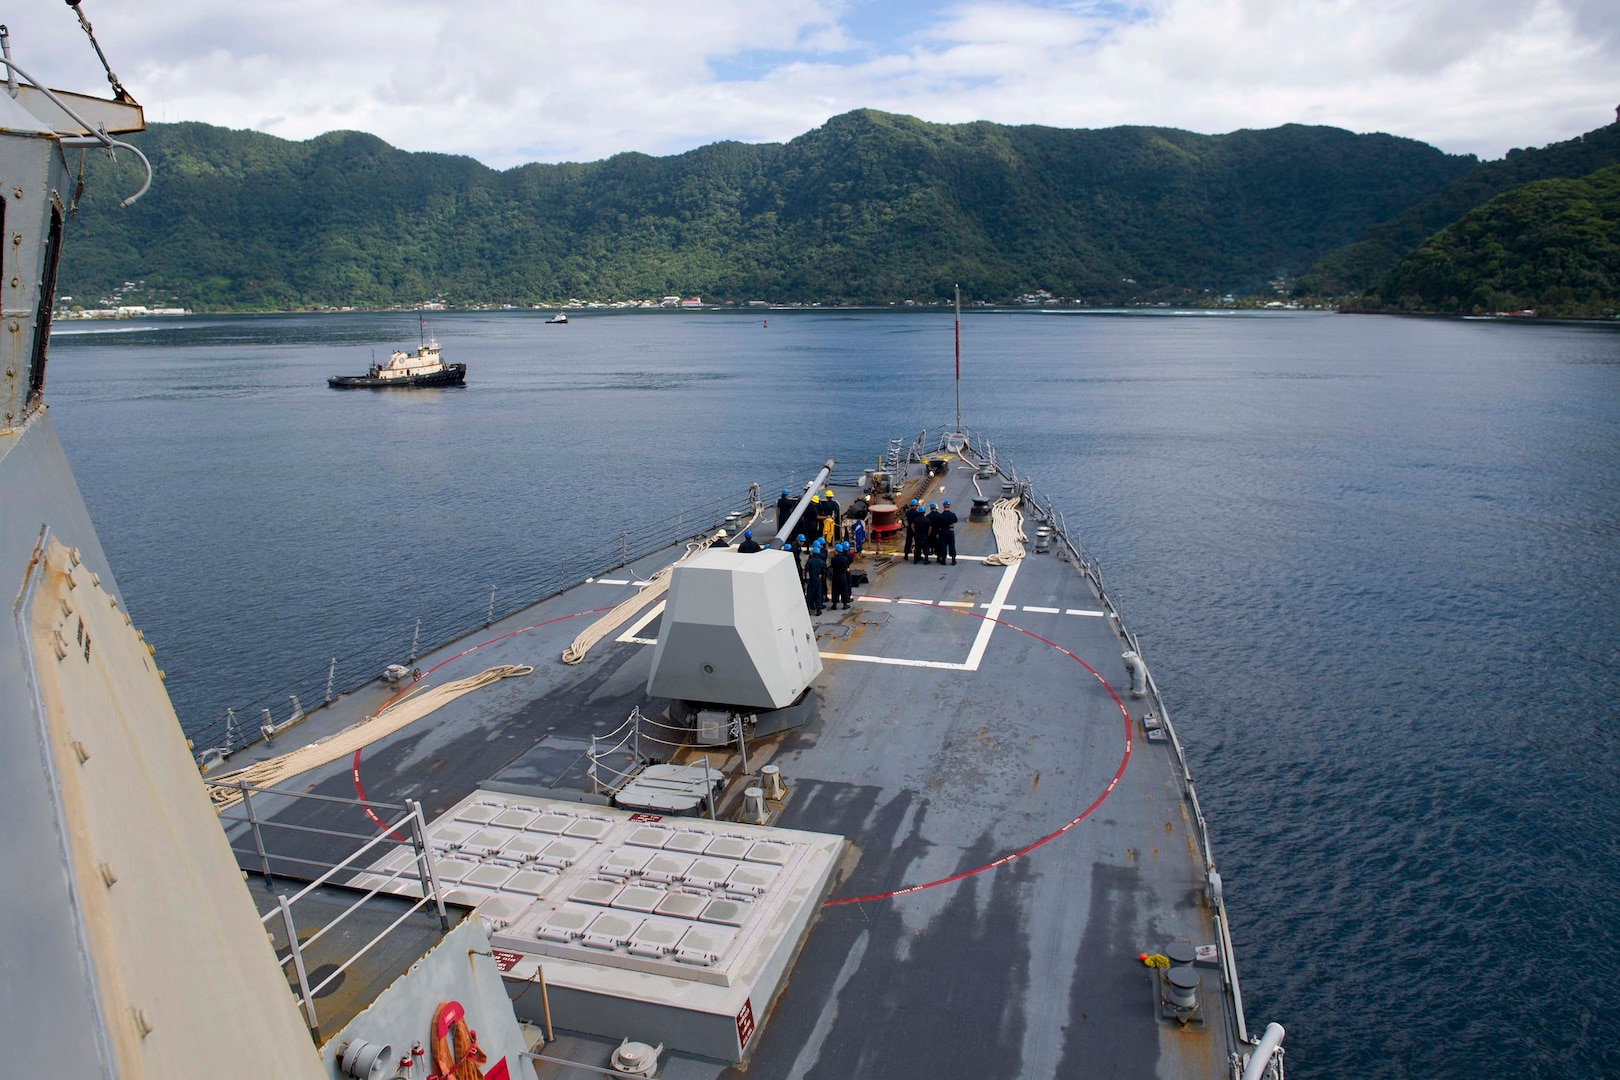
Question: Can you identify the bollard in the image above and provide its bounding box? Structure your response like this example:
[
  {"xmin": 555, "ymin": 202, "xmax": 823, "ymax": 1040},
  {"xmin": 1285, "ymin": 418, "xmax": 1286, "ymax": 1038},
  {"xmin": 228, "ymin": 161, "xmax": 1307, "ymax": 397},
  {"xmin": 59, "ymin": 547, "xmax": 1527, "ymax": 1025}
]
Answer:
[
  {"xmin": 743, "ymin": 787, "xmax": 768, "ymax": 825},
  {"xmin": 761, "ymin": 764, "xmax": 786, "ymax": 800}
]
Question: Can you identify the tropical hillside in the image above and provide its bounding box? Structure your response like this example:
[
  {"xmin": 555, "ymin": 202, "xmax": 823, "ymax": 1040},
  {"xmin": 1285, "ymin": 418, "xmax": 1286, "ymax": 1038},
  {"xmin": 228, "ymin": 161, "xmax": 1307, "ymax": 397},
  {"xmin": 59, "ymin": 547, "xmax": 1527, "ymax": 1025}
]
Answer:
[
  {"xmin": 1299, "ymin": 116, "xmax": 1620, "ymax": 297},
  {"xmin": 1361, "ymin": 164, "xmax": 1620, "ymax": 317},
  {"xmin": 58, "ymin": 110, "xmax": 1474, "ymax": 310}
]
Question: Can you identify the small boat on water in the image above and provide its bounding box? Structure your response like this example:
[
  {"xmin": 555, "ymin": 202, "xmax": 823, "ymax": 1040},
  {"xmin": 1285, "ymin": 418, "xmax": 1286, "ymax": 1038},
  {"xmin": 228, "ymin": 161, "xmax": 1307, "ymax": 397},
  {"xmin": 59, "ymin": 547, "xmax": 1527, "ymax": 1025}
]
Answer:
[
  {"xmin": 546, "ymin": 312, "xmax": 568, "ymax": 324},
  {"xmin": 328, "ymin": 322, "xmax": 467, "ymax": 388}
]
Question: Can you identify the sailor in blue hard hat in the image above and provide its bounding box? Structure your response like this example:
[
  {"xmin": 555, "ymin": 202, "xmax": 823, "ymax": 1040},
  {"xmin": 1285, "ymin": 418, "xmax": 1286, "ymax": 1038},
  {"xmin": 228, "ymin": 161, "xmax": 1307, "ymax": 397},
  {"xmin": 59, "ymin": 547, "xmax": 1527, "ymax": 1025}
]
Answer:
[
  {"xmin": 737, "ymin": 528, "xmax": 762, "ymax": 554},
  {"xmin": 905, "ymin": 498, "xmax": 927, "ymax": 562},
  {"xmin": 829, "ymin": 537, "xmax": 853, "ymax": 610},
  {"xmin": 776, "ymin": 487, "xmax": 796, "ymax": 531},
  {"xmin": 936, "ymin": 500, "xmax": 958, "ymax": 565},
  {"xmin": 923, "ymin": 503, "xmax": 944, "ymax": 565},
  {"xmin": 786, "ymin": 532, "xmax": 807, "ymax": 584},
  {"xmin": 803, "ymin": 542, "xmax": 827, "ymax": 615}
]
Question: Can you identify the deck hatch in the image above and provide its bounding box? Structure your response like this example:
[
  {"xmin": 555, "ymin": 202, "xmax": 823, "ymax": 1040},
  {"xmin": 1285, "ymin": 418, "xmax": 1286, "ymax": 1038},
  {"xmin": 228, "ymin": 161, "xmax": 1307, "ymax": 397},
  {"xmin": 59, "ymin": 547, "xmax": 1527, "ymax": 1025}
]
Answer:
[{"xmin": 352, "ymin": 791, "xmax": 843, "ymax": 1060}]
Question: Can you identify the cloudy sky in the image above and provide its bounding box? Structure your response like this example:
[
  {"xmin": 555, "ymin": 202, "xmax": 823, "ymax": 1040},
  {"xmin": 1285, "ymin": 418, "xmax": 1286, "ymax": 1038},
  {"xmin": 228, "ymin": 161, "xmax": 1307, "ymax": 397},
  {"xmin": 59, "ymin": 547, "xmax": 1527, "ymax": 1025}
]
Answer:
[{"xmin": 7, "ymin": 0, "xmax": 1616, "ymax": 169}]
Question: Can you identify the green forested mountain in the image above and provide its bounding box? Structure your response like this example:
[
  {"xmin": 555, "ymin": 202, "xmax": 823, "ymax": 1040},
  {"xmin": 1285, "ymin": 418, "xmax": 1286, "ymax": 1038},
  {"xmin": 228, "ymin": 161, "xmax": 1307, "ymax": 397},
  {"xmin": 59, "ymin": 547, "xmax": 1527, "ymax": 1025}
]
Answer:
[
  {"xmin": 1362, "ymin": 164, "xmax": 1620, "ymax": 316},
  {"xmin": 60, "ymin": 110, "xmax": 1475, "ymax": 310},
  {"xmin": 1299, "ymin": 118, "xmax": 1620, "ymax": 296}
]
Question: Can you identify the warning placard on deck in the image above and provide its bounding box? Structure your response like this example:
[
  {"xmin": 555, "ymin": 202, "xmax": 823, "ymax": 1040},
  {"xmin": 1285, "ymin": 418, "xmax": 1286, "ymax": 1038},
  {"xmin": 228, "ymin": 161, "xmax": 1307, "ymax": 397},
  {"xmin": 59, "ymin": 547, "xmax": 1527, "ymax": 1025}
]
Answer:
[
  {"xmin": 736, "ymin": 997, "xmax": 756, "ymax": 1048},
  {"xmin": 491, "ymin": 949, "xmax": 524, "ymax": 973}
]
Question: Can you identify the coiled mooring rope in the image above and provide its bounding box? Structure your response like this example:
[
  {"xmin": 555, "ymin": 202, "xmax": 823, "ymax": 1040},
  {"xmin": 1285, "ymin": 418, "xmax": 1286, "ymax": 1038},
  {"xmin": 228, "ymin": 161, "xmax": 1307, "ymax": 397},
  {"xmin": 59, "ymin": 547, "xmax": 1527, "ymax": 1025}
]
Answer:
[
  {"xmin": 207, "ymin": 664, "xmax": 534, "ymax": 810},
  {"xmin": 982, "ymin": 497, "xmax": 1028, "ymax": 566}
]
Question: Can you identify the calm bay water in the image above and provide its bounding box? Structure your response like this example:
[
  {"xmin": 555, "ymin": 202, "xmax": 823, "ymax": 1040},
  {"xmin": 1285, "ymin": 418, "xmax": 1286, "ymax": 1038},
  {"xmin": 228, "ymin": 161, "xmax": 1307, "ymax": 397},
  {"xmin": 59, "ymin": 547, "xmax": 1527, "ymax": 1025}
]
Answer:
[{"xmin": 47, "ymin": 310, "xmax": 1620, "ymax": 1078}]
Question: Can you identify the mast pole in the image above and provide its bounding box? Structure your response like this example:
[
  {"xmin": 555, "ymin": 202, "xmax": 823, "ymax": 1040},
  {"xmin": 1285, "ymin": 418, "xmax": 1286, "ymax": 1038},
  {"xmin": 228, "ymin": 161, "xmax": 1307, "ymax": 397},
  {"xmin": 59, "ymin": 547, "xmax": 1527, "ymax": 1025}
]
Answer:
[{"xmin": 954, "ymin": 284, "xmax": 962, "ymax": 436}]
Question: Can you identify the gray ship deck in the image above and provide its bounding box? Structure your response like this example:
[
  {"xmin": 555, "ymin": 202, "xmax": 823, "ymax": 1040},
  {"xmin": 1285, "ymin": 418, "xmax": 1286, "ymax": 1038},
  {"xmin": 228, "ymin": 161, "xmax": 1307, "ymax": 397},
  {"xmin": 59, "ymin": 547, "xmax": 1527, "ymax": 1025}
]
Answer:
[{"xmin": 220, "ymin": 446, "xmax": 1246, "ymax": 1079}]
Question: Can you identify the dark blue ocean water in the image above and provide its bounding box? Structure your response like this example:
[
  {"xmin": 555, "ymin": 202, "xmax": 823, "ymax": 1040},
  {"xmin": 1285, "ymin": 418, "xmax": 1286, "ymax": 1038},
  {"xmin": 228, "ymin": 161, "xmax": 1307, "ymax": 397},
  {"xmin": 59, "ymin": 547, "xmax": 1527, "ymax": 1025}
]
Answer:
[{"xmin": 47, "ymin": 310, "xmax": 1620, "ymax": 1078}]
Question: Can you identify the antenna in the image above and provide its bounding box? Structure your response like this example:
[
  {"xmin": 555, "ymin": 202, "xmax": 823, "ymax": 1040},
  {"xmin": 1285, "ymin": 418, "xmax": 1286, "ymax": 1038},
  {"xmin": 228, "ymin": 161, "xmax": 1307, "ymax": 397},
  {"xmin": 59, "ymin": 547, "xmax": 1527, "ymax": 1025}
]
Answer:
[{"xmin": 954, "ymin": 283, "xmax": 962, "ymax": 437}]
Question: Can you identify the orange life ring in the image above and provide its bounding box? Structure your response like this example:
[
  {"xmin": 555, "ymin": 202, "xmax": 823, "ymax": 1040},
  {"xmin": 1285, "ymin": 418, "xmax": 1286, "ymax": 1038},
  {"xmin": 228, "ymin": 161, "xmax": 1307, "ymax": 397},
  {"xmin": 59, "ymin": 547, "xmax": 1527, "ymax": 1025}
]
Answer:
[{"xmin": 428, "ymin": 1000, "xmax": 488, "ymax": 1080}]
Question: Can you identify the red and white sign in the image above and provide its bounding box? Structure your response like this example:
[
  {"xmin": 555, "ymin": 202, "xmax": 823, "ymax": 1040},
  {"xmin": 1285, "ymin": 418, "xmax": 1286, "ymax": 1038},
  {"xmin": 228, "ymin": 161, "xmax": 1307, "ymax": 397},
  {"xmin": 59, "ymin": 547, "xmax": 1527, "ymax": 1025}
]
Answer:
[
  {"xmin": 735, "ymin": 997, "xmax": 756, "ymax": 1049},
  {"xmin": 628, "ymin": 812, "xmax": 664, "ymax": 823},
  {"xmin": 491, "ymin": 949, "xmax": 524, "ymax": 973}
]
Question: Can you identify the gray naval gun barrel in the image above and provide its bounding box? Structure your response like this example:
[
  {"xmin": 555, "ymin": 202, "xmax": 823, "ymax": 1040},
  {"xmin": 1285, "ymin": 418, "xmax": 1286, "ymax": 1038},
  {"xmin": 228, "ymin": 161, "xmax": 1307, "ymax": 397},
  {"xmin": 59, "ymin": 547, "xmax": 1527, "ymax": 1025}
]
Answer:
[{"xmin": 769, "ymin": 459, "xmax": 834, "ymax": 548}]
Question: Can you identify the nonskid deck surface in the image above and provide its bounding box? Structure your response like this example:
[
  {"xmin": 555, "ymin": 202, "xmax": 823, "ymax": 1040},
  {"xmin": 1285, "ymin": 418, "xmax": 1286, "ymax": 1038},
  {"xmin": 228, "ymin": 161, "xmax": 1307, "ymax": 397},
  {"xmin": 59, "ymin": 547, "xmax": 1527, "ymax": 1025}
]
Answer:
[{"xmin": 228, "ymin": 455, "xmax": 1237, "ymax": 1079}]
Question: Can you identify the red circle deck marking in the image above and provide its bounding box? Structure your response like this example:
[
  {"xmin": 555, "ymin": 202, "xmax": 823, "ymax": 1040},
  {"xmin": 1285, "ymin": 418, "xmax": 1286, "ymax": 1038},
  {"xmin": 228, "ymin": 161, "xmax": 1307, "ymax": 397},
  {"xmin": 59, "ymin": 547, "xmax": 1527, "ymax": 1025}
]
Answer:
[
  {"xmin": 352, "ymin": 597, "xmax": 1134, "ymax": 894},
  {"xmin": 824, "ymin": 605, "xmax": 1133, "ymax": 906},
  {"xmin": 352, "ymin": 606, "xmax": 613, "ymax": 835}
]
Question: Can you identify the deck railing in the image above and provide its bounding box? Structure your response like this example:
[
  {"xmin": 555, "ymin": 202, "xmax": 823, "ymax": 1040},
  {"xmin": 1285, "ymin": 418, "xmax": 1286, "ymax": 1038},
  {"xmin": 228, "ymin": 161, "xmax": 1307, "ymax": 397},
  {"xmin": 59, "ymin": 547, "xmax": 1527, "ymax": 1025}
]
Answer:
[
  {"xmin": 190, "ymin": 483, "xmax": 770, "ymax": 757},
  {"xmin": 212, "ymin": 781, "xmax": 449, "ymax": 1034},
  {"xmin": 939, "ymin": 425, "xmax": 1257, "ymax": 1049}
]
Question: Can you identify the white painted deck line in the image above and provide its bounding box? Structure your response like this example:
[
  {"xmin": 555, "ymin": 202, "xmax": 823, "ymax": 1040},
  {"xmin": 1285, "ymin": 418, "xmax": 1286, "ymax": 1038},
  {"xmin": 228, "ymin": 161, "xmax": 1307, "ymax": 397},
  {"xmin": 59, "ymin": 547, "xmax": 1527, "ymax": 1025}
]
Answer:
[
  {"xmin": 616, "ymin": 599, "xmax": 666, "ymax": 645},
  {"xmin": 821, "ymin": 559, "xmax": 1019, "ymax": 672},
  {"xmin": 963, "ymin": 558, "xmax": 1021, "ymax": 671},
  {"xmin": 1023, "ymin": 606, "xmax": 1061, "ymax": 614},
  {"xmin": 818, "ymin": 651, "xmax": 969, "ymax": 671},
  {"xmin": 1066, "ymin": 608, "xmax": 1107, "ymax": 617},
  {"xmin": 618, "ymin": 563, "xmax": 1023, "ymax": 672},
  {"xmin": 594, "ymin": 579, "xmax": 631, "ymax": 586}
]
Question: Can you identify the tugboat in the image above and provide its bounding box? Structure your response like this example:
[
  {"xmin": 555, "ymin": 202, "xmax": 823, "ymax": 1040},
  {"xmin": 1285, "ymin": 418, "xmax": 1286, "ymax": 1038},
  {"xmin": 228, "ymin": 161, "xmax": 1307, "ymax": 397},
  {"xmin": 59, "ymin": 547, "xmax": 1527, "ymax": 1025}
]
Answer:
[
  {"xmin": 328, "ymin": 320, "xmax": 467, "ymax": 388},
  {"xmin": 546, "ymin": 311, "xmax": 568, "ymax": 325}
]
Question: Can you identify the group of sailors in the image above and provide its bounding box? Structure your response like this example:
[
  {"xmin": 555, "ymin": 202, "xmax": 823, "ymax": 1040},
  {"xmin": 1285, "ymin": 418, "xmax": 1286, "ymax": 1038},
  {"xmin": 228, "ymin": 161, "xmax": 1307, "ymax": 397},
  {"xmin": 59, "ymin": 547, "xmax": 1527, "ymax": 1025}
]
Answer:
[
  {"xmin": 775, "ymin": 486, "xmax": 868, "ymax": 551},
  {"xmin": 730, "ymin": 484, "xmax": 960, "ymax": 615},
  {"xmin": 903, "ymin": 499, "xmax": 958, "ymax": 565},
  {"xmin": 785, "ymin": 535, "xmax": 853, "ymax": 615},
  {"xmin": 770, "ymin": 486, "xmax": 875, "ymax": 615}
]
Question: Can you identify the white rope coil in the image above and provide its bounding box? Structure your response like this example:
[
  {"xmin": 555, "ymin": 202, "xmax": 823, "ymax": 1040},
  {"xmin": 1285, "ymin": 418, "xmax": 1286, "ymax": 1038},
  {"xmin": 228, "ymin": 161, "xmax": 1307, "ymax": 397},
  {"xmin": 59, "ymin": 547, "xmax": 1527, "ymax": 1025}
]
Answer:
[
  {"xmin": 208, "ymin": 664, "xmax": 534, "ymax": 810},
  {"xmin": 982, "ymin": 497, "xmax": 1028, "ymax": 566}
]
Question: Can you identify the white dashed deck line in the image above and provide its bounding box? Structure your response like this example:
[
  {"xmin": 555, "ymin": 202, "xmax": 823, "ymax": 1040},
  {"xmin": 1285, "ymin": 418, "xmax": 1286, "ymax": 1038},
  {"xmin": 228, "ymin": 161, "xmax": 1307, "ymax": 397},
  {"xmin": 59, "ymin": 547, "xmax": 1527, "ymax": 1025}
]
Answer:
[
  {"xmin": 615, "ymin": 557, "xmax": 1107, "ymax": 669},
  {"xmin": 822, "ymin": 559, "xmax": 1020, "ymax": 672}
]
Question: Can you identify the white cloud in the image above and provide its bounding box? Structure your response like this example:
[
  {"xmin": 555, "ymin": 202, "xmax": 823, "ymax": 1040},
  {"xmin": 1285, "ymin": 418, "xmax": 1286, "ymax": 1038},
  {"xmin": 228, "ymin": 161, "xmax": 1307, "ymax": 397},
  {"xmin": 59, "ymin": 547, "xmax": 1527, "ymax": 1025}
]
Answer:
[{"xmin": 3, "ymin": 0, "xmax": 1613, "ymax": 168}]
